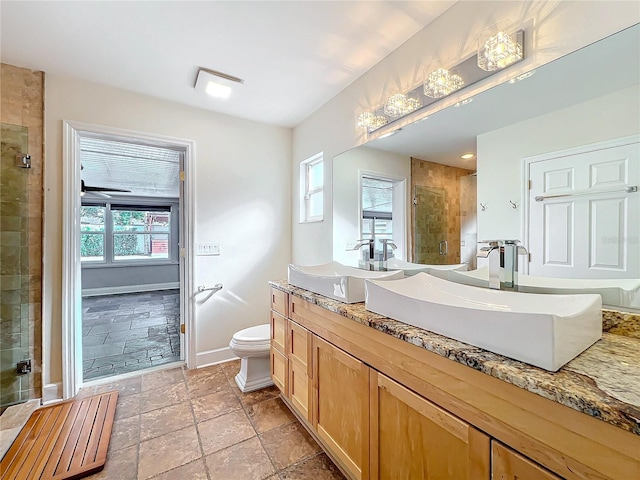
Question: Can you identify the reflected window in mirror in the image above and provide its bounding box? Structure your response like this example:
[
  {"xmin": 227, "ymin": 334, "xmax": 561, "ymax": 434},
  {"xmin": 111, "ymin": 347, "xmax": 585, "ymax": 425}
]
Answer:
[
  {"xmin": 300, "ymin": 153, "xmax": 323, "ymax": 223},
  {"xmin": 361, "ymin": 175, "xmax": 396, "ymax": 260}
]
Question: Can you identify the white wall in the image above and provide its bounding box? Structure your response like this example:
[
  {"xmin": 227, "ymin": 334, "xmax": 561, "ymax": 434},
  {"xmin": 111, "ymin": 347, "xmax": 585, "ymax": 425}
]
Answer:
[
  {"xmin": 477, "ymin": 85, "xmax": 640, "ymax": 241},
  {"xmin": 44, "ymin": 75, "xmax": 291, "ymax": 390},
  {"xmin": 333, "ymin": 147, "xmax": 410, "ymax": 265},
  {"xmin": 292, "ymin": 0, "xmax": 640, "ymax": 265}
]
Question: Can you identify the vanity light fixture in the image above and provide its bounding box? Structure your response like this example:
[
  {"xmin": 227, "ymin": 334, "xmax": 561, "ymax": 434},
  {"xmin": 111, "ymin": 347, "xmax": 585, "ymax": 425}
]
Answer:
[
  {"xmin": 478, "ymin": 31, "xmax": 524, "ymax": 72},
  {"xmin": 356, "ymin": 112, "xmax": 388, "ymax": 132},
  {"xmin": 460, "ymin": 153, "xmax": 475, "ymax": 159},
  {"xmin": 194, "ymin": 67, "xmax": 244, "ymax": 99},
  {"xmin": 384, "ymin": 93, "xmax": 421, "ymax": 117},
  {"xmin": 423, "ymin": 68, "xmax": 464, "ymax": 99}
]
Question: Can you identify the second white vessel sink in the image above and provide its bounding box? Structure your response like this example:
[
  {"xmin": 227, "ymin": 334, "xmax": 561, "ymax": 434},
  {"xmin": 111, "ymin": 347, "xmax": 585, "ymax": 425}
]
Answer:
[
  {"xmin": 288, "ymin": 261, "xmax": 403, "ymax": 303},
  {"xmin": 385, "ymin": 258, "xmax": 468, "ymax": 276},
  {"xmin": 434, "ymin": 267, "xmax": 640, "ymax": 309},
  {"xmin": 365, "ymin": 273, "xmax": 602, "ymax": 371}
]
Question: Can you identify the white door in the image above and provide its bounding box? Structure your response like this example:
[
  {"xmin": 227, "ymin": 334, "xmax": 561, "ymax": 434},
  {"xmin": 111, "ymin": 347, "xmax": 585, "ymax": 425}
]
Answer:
[{"xmin": 528, "ymin": 141, "xmax": 639, "ymax": 279}]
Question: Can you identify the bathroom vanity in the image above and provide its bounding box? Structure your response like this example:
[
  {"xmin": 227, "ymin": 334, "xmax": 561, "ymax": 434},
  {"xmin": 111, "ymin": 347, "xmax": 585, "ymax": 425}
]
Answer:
[{"xmin": 269, "ymin": 281, "xmax": 640, "ymax": 480}]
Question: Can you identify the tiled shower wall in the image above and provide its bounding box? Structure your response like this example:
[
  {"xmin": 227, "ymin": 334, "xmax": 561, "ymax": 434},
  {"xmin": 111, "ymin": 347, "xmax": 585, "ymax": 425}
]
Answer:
[
  {"xmin": 411, "ymin": 157, "xmax": 474, "ymax": 264},
  {"xmin": 0, "ymin": 63, "xmax": 43, "ymax": 407}
]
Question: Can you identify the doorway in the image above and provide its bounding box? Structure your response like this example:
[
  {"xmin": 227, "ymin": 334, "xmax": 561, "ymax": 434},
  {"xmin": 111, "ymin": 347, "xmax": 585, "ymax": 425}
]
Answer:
[{"xmin": 62, "ymin": 121, "xmax": 195, "ymax": 398}]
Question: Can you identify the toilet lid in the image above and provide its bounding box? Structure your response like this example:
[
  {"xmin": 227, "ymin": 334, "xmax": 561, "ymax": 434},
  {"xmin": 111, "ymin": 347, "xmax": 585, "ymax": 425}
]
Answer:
[{"xmin": 232, "ymin": 324, "xmax": 270, "ymax": 343}]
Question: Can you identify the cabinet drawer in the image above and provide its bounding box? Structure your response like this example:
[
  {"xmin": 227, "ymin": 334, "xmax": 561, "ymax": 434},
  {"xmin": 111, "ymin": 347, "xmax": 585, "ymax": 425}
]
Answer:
[
  {"xmin": 270, "ymin": 311, "xmax": 287, "ymax": 354},
  {"xmin": 289, "ymin": 320, "xmax": 312, "ymax": 376},
  {"xmin": 271, "ymin": 288, "xmax": 288, "ymax": 317},
  {"xmin": 270, "ymin": 347, "xmax": 288, "ymax": 396},
  {"xmin": 492, "ymin": 441, "xmax": 562, "ymax": 480}
]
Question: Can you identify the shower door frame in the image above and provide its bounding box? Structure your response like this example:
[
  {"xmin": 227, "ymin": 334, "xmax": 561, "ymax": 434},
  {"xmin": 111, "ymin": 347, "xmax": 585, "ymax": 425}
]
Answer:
[{"xmin": 61, "ymin": 120, "xmax": 196, "ymax": 399}]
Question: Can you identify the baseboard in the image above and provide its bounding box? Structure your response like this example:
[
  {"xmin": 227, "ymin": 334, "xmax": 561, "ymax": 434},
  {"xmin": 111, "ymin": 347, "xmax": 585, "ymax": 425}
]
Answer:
[
  {"xmin": 82, "ymin": 282, "xmax": 179, "ymax": 297},
  {"xmin": 42, "ymin": 383, "xmax": 62, "ymax": 403},
  {"xmin": 196, "ymin": 346, "xmax": 238, "ymax": 368}
]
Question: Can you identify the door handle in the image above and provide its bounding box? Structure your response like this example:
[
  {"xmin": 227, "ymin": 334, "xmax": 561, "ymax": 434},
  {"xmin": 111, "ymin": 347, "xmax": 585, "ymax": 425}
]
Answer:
[{"xmin": 439, "ymin": 240, "xmax": 448, "ymax": 256}]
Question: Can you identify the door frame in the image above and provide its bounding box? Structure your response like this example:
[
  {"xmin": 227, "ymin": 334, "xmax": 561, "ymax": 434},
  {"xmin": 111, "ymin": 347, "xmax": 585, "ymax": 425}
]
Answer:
[
  {"xmin": 62, "ymin": 120, "xmax": 196, "ymax": 398},
  {"xmin": 521, "ymin": 134, "xmax": 640, "ymax": 276}
]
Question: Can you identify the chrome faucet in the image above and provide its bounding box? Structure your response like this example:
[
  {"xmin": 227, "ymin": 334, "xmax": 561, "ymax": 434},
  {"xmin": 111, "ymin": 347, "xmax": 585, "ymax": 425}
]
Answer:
[
  {"xmin": 380, "ymin": 239, "xmax": 397, "ymax": 261},
  {"xmin": 351, "ymin": 239, "xmax": 375, "ymax": 268},
  {"xmin": 477, "ymin": 240, "xmax": 528, "ymax": 291}
]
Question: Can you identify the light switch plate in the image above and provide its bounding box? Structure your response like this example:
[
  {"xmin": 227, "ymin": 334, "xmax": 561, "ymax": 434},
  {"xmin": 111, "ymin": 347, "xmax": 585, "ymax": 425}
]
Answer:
[{"xmin": 196, "ymin": 242, "xmax": 221, "ymax": 256}]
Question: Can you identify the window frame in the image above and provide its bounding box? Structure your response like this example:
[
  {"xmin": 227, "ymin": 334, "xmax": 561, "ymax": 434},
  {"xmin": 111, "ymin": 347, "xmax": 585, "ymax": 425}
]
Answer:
[{"xmin": 300, "ymin": 153, "xmax": 324, "ymax": 223}]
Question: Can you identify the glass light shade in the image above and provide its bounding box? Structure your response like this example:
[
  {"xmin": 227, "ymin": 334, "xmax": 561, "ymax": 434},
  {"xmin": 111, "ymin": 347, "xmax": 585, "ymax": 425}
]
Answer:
[
  {"xmin": 478, "ymin": 31, "xmax": 523, "ymax": 71},
  {"xmin": 423, "ymin": 68, "xmax": 464, "ymax": 98},
  {"xmin": 356, "ymin": 112, "xmax": 388, "ymax": 132},
  {"xmin": 383, "ymin": 93, "xmax": 421, "ymax": 117}
]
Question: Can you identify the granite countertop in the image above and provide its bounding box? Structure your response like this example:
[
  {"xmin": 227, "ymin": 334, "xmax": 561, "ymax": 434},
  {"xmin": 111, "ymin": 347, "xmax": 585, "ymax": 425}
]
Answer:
[{"xmin": 270, "ymin": 280, "xmax": 640, "ymax": 436}]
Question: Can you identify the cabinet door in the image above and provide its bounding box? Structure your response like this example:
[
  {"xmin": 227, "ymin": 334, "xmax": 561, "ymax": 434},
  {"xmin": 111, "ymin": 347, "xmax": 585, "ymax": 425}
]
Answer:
[
  {"xmin": 370, "ymin": 371, "xmax": 490, "ymax": 480},
  {"xmin": 492, "ymin": 441, "xmax": 562, "ymax": 480},
  {"xmin": 270, "ymin": 311, "xmax": 287, "ymax": 354},
  {"xmin": 313, "ymin": 335, "xmax": 369, "ymax": 480},
  {"xmin": 270, "ymin": 347, "xmax": 288, "ymax": 396},
  {"xmin": 288, "ymin": 321, "xmax": 312, "ymax": 421}
]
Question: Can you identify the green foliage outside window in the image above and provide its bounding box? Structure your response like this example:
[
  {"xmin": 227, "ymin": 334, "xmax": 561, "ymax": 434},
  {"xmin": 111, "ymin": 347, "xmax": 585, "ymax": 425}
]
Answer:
[{"xmin": 81, "ymin": 234, "xmax": 104, "ymax": 257}]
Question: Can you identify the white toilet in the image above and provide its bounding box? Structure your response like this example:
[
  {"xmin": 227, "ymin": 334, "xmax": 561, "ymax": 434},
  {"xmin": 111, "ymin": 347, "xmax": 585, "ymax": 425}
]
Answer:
[{"xmin": 228, "ymin": 324, "xmax": 274, "ymax": 393}]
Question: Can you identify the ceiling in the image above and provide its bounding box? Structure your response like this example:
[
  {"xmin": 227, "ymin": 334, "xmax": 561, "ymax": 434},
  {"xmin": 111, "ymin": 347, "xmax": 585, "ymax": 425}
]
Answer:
[
  {"xmin": 0, "ymin": 1, "xmax": 455, "ymax": 128},
  {"xmin": 364, "ymin": 24, "xmax": 640, "ymax": 169}
]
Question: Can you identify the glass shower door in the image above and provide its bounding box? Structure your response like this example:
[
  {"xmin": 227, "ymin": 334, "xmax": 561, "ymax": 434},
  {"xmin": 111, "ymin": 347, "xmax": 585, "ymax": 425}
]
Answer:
[
  {"xmin": 0, "ymin": 123, "xmax": 31, "ymax": 409},
  {"xmin": 413, "ymin": 185, "xmax": 448, "ymax": 265}
]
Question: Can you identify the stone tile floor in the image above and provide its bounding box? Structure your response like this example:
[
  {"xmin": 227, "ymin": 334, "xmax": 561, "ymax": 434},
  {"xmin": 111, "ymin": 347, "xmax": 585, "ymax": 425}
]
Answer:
[
  {"xmin": 82, "ymin": 290, "xmax": 181, "ymax": 381},
  {"xmin": 80, "ymin": 361, "xmax": 345, "ymax": 480}
]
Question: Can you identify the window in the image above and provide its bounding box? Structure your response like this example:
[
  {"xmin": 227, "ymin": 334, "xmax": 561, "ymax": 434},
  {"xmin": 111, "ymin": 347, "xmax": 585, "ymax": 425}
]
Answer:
[
  {"xmin": 361, "ymin": 176, "xmax": 396, "ymax": 260},
  {"xmin": 300, "ymin": 153, "xmax": 323, "ymax": 222},
  {"xmin": 112, "ymin": 206, "xmax": 171, "ymax": 261},
  {"xmin": 81, "ymin": 201, "xmax": 177, "ymax": 265},
  {"xmin": 80, "ymin": 206, "xmax": 106, "ymax": 262}
]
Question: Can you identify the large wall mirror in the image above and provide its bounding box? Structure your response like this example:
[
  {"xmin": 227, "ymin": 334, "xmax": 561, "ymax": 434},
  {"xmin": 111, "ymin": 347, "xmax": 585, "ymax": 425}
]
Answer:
[{"xmin": 333, "ymin": 24, "xmax": 640, "ymax": 311}]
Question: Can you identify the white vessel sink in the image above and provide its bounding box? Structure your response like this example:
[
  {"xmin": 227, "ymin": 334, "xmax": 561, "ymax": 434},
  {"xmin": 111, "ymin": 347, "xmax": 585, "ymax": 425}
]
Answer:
[
  {"xmin": 385, "ymin": 258, "xmax": 468, "ymax": 276},
  {"xmin": 437, "ymin": 267, "xmax": 640, "ymax": 309},
  {"xmin": 365, "ymin": 273, "xmax": 602, "ymax": 371},
  {"xmin": 288, "ymin": 261, "xmax": 403, "ymax": 304}
]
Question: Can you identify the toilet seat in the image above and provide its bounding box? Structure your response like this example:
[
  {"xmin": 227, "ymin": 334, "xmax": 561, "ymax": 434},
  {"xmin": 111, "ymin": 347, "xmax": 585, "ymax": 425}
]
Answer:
[
  {"xmin": 232, "ymin": 324, "xmax": 270, "ymax": 343},
  {"xmin": 229, "ymin": 324, "xmax": 270, "ymax": 355}
]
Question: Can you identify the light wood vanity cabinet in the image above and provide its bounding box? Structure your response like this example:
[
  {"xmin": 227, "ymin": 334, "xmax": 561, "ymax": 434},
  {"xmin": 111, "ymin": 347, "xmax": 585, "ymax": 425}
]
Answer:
[
  {"xmin": 492, "ymin": 441, "xmax": 561, "ymax": 480},
  {"xmin": 270, "ymin": 288, "xmax": 639, "ymax": 480},
  {"xmin": 370, "ymin": 371, "xmax": 490, "ymax": 479}
]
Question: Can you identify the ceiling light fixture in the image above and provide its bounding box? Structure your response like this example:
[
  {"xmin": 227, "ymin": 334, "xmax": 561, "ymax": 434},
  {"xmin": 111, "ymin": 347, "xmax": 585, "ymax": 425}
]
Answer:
[
  {"xmin": 378, "ymin": 128, "xmax": 402, "ymax": 139},
  {"xmin": 356, "ymin": 112, "xmax": 388, "ymax": 132},
  {"xmin": 478, "ymin": 31, "xmax": 523, "ymax": 71},
  {"xmin": 460, "ymin": 153, "xmax": 475, "ymax": 159},
  {"xmin": 509, "ymin": 70, "xmax": 536, "ymax": 84},
  {"xmin": 454, "ymin": 98, "xmax": 474, "ymax": 107},
  {"xmin": 194, "ymin": 67, "xmax": 244, "ymax": 99},
  {"xmin": 423, "ymin": 68, "xmax": 464, "ymax": 99},
  {"xmin": 384, "ymin": 93, "xmax": 421, "ymax": 117}
]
